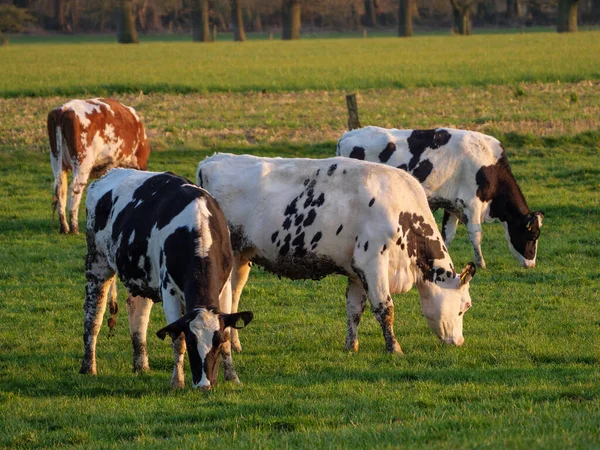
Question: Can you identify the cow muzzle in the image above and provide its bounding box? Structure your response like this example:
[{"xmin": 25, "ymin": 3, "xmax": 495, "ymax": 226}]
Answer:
[
  {"xmin": 521, "ymin": 259, "xmax": 536, "ymax": 269},
  {"xmin": 192, "ymin": 380, "xmax": 211, "ymax": 390},
  {"xmin": 443, "ymin": 336, "xmax": 464, "ymax": 346}
]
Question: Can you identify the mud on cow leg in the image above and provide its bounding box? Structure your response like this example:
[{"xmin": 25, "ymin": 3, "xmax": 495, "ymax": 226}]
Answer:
[
  {"xmin": 170, "ymin": 333, "xmax": 186, "ymax": 388},
  {"xmin": 220, "ymin": 329, "xmax": 240, "ymax": 383},
  {"xmin": 345, "ymin": 278, "xmax": 367, "ymax": 352}
]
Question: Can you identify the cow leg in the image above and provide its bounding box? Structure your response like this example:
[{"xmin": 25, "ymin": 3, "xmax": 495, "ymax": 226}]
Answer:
[
  {"xmin": 466, "ymin": 216, "xmax": 486, "ymax": 269},
  {"xmin": 353, "ymin": 258, "xmax": 402, "ymax": 354},
  {"xmin": 442, "ymin": 210, "xmax": 459, "ymax": 246},
  {"xmin": 229, "ymin": 254, "xmax": 252, "ymax": 352},
  {"xmin": 216, "ymin": 277, "xmax": 240, "ymax": 382},
  {"xmin": 345, "ymin": 278, "xmax": 367, "ymax": 352},
  {"xmin": 80, "ymin": 257, "xmax": 115, "ymax": 375},
  {"xmin": 126, "ymin": 295, "xmax": 153, "ymax": 373},
  {"xmin": 68, "ymin": 167, "xmax": 91, "ymax": 235},
  {"xmin": 162, "ymin": 294, "xmax": 186, "ymax": 388},
  {"xmin": 56, "ymin": 169, "xmax": 70, "ymax": 234}
]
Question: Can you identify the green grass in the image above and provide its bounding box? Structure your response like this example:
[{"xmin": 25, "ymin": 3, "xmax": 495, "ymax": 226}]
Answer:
[
  {"xmin": 1, "ymin": 32, "xmax": 600, "ymax": 98},
  {"xmin": 1, "ymin": 36, "xmax": 600, "ymax": 448}
]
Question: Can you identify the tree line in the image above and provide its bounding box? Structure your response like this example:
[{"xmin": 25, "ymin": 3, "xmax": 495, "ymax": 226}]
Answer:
[{"xmin": 1, "ymin": 0, "xmax": 598, "ymax": 44}]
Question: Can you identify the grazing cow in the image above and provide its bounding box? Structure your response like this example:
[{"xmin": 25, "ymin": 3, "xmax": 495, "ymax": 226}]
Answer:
[
  {"xmin": 337, "ymin": 126, "xmax": 544, "ymax": 269},
  {"xmin": 81, "ymin": 168, "xmax": 253, "ymax": 390},
  {"xmin": 197, "ymin": 154, "xmax": 476, "ymax": 355},
  {"xmin": 48, "ymin": 98, "xmax": 151, "ymax": 234}
]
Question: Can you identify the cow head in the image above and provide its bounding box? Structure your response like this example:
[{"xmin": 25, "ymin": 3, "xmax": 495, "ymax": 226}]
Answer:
[
  {"xmin": 504, "ymin": 211, "xmax": 544, "ymax": 269},
  {"xmin": 417, "ymin": 263, "xmax": 476, "ymax": 346},
  {"xmin": 156, "ymin": 308, "xmax": 253, "ymax": 390}
]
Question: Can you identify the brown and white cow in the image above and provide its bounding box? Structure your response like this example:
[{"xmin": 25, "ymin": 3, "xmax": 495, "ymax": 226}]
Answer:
[
  {"xmin": 197, "ymin": 154, "xmax": 476, "ymax": 355},
  {"xmin": 82, "ymin": 168, "xmax": 253, "ymax": 389},
  {"xmin": 47, "ymin": 98, "xmax": 150, "ymax": 234},
  {"xmin": 337, "ymin": 126, "xmax": 544, "ymax": 269}
]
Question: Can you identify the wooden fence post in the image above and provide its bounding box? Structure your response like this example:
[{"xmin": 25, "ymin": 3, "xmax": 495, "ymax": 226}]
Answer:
[{"xmin": 346, "ymin": 93, "xmax": 361, "ymax": 130}]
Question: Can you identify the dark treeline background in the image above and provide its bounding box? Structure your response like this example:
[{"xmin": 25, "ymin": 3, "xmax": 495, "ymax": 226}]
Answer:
[{"xmin": 1, "ymin": 0, "xmax": 599, "ymax": 36}]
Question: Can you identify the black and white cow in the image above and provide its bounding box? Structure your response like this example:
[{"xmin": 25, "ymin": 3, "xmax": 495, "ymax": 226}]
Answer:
[
  {"xmin": 197, "ymin": 154, "xmax": 476, "ymax": 355},
  {"xmin": 81, "ymin": 168, "xmax": 253, "ymax": 390},
  {"xmin": 337, "ymin": 126, "xmax": 544, "ymax": 269}
]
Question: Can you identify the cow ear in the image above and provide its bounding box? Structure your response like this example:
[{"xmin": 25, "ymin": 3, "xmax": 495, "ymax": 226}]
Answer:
[
  {"xmin": 220, "ymin": 311, "xmax": 254, "ymax": 330},
  {"xmin": 156, "ymin": 315, "xmax": 189, "ymax": 341},
  {"xmin": 459, "ymin": 262, "xmax": 476, "ymax": 286}
]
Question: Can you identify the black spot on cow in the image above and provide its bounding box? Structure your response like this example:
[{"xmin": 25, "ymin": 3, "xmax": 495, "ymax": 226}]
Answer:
[
  {"xmin": 276, "ymin": 240, "xmax": 281, "ymax": 247},
  {"xmin": 312, "ymin": 193, "xmax": 325, "ymax": 207},
  {"xmin": 378, "ymin": 142, "xmax": 396, "ymax": 163},
  {"xmin": 349, "ymin": 146, "xmax": 365, "ymax": 160},
  {"xmin": 369, "ymin": 197, "xmax": 375, "ymax": 207},
  {"xmin": 303, "ymin": 209, "xmax": 317, "ymax": 227},
  {"xmin": 343, "ymin": 169, "xmax": 347, "ymax": 174},
  {"xmin": 296, "ymin": 226, "xmax": 302, "ymax": 235},
  {"xmin": 307, "ymin": 179, "xmax": 316, "ymax": 190},
  {"xmin": 412, "ymin": 159, "xmax": 434, "ymax": 183},
  {"xmin": 316, "ymin": 169, "xmax": 320, "ymax": 177},
  {"xmin": 446, "ymin": 271, "xmax": 453, "ymax": 278},
  {"xmin": 398, "ymin": 211, "xmax": 445, "ymax": 281},
  {"xmin": 396, "ymin": 236, "xmax": 402, "ymax": 246},
  {"xmin": 397, "ymin": 164, "xmax": 408, "ymax": 171},
  {"xmin": 279, "ymin": 234, "xmax": 292, "ymax": 256},
  {"xmin": 283, "ymin": 217, "xmax": 292, "ymax": 230},
  {"xmin": 381, "ymin": 244, "xmax": 387, "ymax": 255},
  {"xmin": 327, "ymin": 164, "xmax": 337, "ymax": 176},
  {"xmin": 170, "ymin": 288, "xmax": 176, "ymax": 296},
  {"xmin": 364, "ymin": 241, "xmax": 369, "ymax": 252},
  {"xmin": 94, "ymin": 191, "xmax": 114, "ymax": 233},
  {"xmin": 311, "ymin": 231, "xmax": 323, "ymax": 245},
  {"xmin": 336, "ymin": 224, "xmax": 343, "ymax": 235},
  {"xmin": 294, "ymin": 214, "xmax": 304, "ymax": 226},
  {"xmin": 407, "ymin": 129, "xmax": 451, "ymax": 171},
  {"xmin": 292, "ymin": 232, "xmax": 306, "ymax": 257},
  {"xmin": 271, "ymin": 231, "xmax": 279, "ymax": 243},
  {"xmin": 303, "ymin": 179, "xmax": 309, "ymax": 186},
  {"xmin": 304, "ymin": 189, "xmax": 315, "ymax": 208},
  {"xmin": 284, "ymin": 197, "xmax": 299, "ymax": 216}
]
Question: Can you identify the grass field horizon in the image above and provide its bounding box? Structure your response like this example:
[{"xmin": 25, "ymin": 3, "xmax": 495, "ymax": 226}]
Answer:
[{"xmin": 1, "ymin": 35, "xmax": 599, "ymax": 448}]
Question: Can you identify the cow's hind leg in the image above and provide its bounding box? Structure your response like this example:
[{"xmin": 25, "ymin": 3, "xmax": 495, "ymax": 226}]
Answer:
[
  {"xmin": 68, "ymin": 167, "xmax": 91, "ymax": 234},
  {"xmin": 126, "ymin": 295, "xmax": 154, "ymax": 373},
  {"xmin": 345, "ymin": 278, "xmax": 367, "ymax": 352},
  {"xmin": 229, "ymin": 254, "xmax": 252, "ymax": 352},
  {"xmin": 442, "ymin": 210, "xmax": 459, "ymax": 246},
  {"xmin": 352, "ymin": 257, "xmax": 402, "ymax": 354},
  {"xmin": 80, "ymin": 240, "xmax": 115, "ymax": 374},
  {"xmin": 56, "ymin": 169, "xmax": 70, "ymax": 234},
  {"xmin": 465, "ymin": 210, "xmax": 486, "ymax": 269}
]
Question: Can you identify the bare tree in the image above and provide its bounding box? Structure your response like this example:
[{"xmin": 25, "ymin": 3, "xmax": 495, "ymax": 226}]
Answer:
[
  {"xmin": 117, "ymin": 0, "xmax": 139, "ymax": 43},
  {"xmin": 557, "ymin": 0, "xmax": 579, "ymax": 31},
  {"xmin": 231, "ymin": 0, "xmax": 246, "ymax": 40},
  {"xmin": 449, "ymin": 0, "xmax": 474, "ymax": 34},
  {"xmin": 282, "ymin": 0, "xmax": 300, "ymax": 39},
  {"xmin": 54, "ymin": 0, "xmax": 65, "ymax": 31},
  {"xmin": 398, "ymin": 0, "xmax": 413, "ymax": 36},
  {"xmin": 191, "ymin": 0, "xmax": 211, "ymax": 41},
  {"xmin": 506, "ymin": 0, "xmax": 522, "ymax": 20}
]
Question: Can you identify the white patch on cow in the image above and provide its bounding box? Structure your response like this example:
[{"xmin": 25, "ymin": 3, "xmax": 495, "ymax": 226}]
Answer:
[
  {"xmin": 189, "ymin": 309, "xmax": 220, "ymax": 389},
  {"xmin": 135, "ymin": 199, "xmax": 143, "ymax": 208},
  {"xmin": 138, "ymin": 255, "xmax": 145, "ymax": 270},
  {"xmin": 60, "ymin": 99, "xmax": 105, "ymax": 128},
  {"xmin": 126, "ymin": 106, "xmax": 141, "ymax": 122},
  {"xmin": 195, "ymin": 197, "xmax": 213, "ymax": 258},
  {"xmin": 128, "ymin": 230, "xmax": 136, "ymax": 246}
]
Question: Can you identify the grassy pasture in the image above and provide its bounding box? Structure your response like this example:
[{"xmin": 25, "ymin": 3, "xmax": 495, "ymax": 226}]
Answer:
[
  {"xmin": 1, "ymin": 33, "xmax": 600, "ymax": 448},
  {"xmin": 1, "ymin": 32, "xmax": 600, "ymax": 98}
]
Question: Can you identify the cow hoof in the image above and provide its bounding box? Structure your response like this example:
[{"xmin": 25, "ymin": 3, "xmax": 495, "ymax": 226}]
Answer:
[
  {"xmin": 170, "ymin": 380, "xmax": 185, "ymax": 389},
  {"xmin": 225, "ymin": 372, "xmax": 240, "ymax": 383},
  {"xmin": 231, "ymin": 341, "xmax": 243, "ymax": 353},
  {"xmin": 388, "ymin": 342, "xmax": 403, "ymax": 355},
  {"xmin": 79, "ymin": 362, "xmax": 96, "ymax": 375},
  {"xmin": 132, "ymin": 365, "xmax": 150, "ymax": 374},
  {"xmin": 345, "ymin": 340, "xmax": 359, "ymax": 352}
]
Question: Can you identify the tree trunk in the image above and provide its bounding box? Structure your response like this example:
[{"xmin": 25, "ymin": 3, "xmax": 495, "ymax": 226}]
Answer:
[
  {"xmin": 364, "ymin": 0, "xmax": 378, "ymax": 26},
  {"xmin": 557, "ymin": 0, "xmax": 579, "ymax": 31},
  {"xmin": 70, "ymin": 0, "xmax": 79, "ymax": 31},
  {"xmin": 231, "ymin": 0, "xmax": 246, "ymax": 41},
  {"xmin": 282, "ymin": 0, "xmax": 301, "ymax": 40},
  {"xmin": 54, "ymin": 0, "xmax": 65, "ymax": 31},
  {"xmin": 450, "ymin": 0, "xmax": 472, "ymax": 34},
  {"xmin": 398, "ymin": 0, "xmax": 413, "ymax": 36},
  {"xmin": 191, "ymin": 0, "xmax": 210, "ymax": 42},
  {"xmin": 116, "ymin": 0, "xmax": 139, "ymax": 43}
]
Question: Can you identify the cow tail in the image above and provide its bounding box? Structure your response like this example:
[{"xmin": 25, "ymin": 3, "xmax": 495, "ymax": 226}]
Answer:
[
  {"xmin": 48, "ymin": 111, "xmax": 59, "ymax": 227},
  {"xmin": 107, "ymin": 279, "xmax": 119, "ymax": 338}
]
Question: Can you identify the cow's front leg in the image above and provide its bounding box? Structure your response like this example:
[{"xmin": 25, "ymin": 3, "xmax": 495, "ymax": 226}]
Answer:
[
  {"xmin": 170, "ymin": 333, "xmax": 186, "ymax": 388},
  {"xmin": 220, "ymin": 329, "xmax": 240, "ymax": 383},
  {"xmin": 229, "ymin": 254, "xmax": 252, "ymax": 352},
  {"xmin": 466, "ymin": 220, "xmax": 486, "ymax": 269},
  {"xmin": 442, "ymin": 210, "xmax": 459, "ymax": 246},
  {"xmin": 352, "ymin": 258, "xmax": 402, "ymax": 354},
  {"xmin": 68, "ymin": 167, "xmax": 91, "ymax": 235},
  {"xmin": 80, "ymin": 273, "xmax": 115, "ymax": 375},
  {"xmin": 345, "ymin": 278, "xmax": 367, "ymax": 352},
  {"xmin": 126, "ymin": 295, "xmax": 154, "ymax": 373}
]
